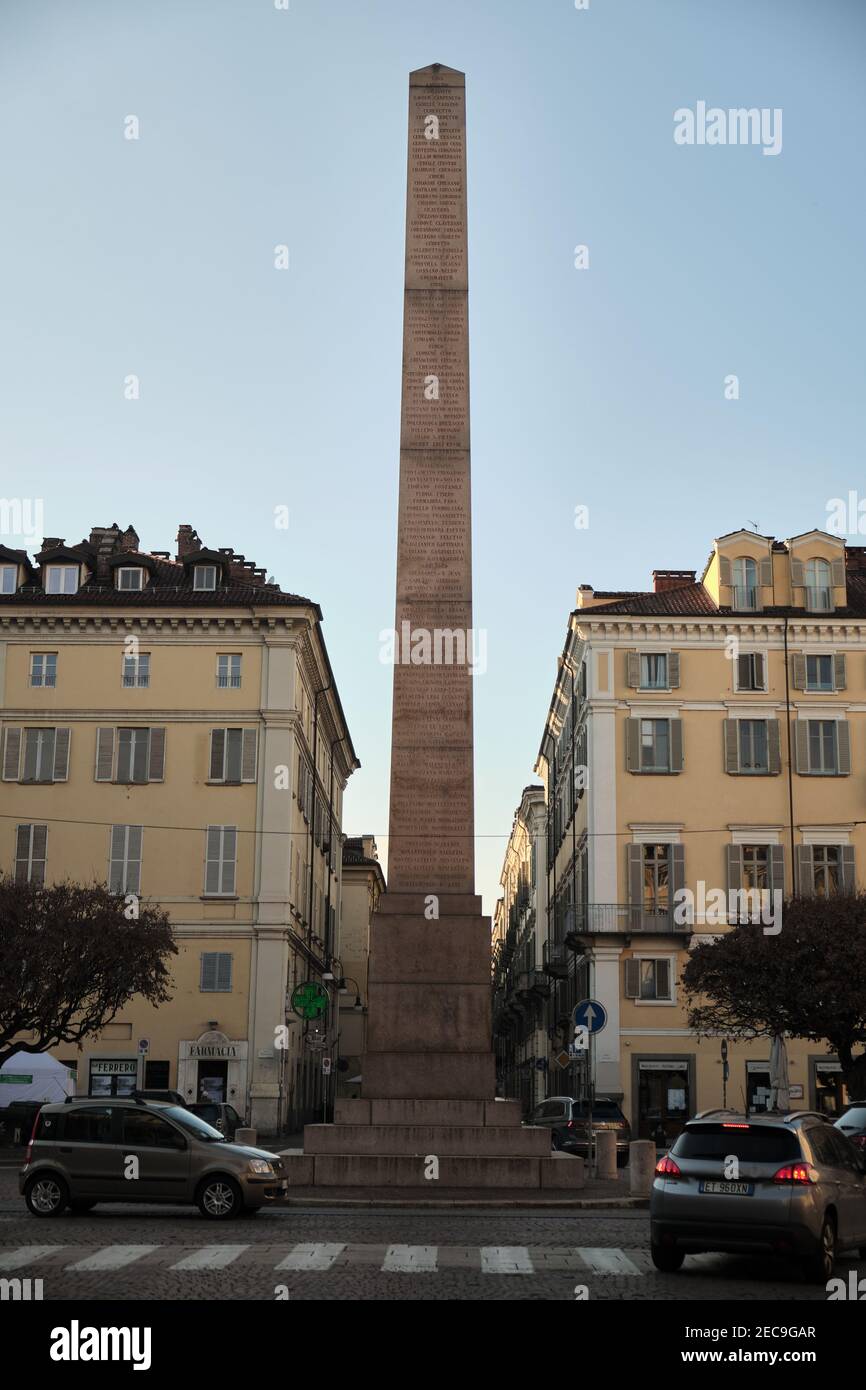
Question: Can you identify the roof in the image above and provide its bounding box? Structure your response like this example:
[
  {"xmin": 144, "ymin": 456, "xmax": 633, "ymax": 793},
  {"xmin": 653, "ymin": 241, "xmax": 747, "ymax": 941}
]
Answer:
[{"xmin": 576, "ymin": 583, "xmax": 717, "ymax": 617}]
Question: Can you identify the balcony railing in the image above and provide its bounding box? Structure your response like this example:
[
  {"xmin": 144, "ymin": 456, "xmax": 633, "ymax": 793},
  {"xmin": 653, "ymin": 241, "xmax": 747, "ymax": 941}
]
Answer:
[
  {"xmin": 542, "ymin": 938, "xmax": 570, "ymax": 978},
  {"xmin": 732, "ymin": 585, "xmax": 759, "ymax": 612},
  {"xmin": 563, "ymin": 903, "xmax": 691, "ymax": 943},
  {"xmin": 805, "ymin": 585, "xmax": 833, "ymax": 613}
]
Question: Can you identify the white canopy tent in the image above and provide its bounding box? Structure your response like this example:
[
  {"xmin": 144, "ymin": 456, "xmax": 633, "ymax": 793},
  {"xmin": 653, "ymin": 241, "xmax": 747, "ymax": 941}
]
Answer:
[{"xmin": 0, "ymin": 1050, "xmax": 75, "ymax": 1106}]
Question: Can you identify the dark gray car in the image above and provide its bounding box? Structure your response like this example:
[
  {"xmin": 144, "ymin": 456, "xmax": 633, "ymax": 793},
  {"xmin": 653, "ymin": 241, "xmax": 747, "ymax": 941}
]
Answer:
[
  {"xmin": 19, "ymin": 1097, "xmax": 287, "ymax": 1220},
  {"xmin": 650, "ymin": 1109, "xmax": 866, "ymax": 1283},
  {"xmin": 530, "ymin": 1095, "xmax": 631, "ymax": 1165}
]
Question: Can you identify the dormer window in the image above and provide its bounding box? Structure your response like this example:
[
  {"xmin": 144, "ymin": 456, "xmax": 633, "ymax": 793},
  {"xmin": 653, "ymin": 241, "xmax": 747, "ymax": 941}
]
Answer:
[
  {"xmin": 193, "ymin": 565, "xmax": 218, "ymax": 591},
  {"xmin": 732, "ymin": 557, "xmax": 758, "ymax": 611},
  {"xmin": 45, "ymin": 564, "xmax": 79, "ymax": 595},
  {"xmin": 1, "ymin": 565, "xmax": 17, "ymax": 594},
  {"xmin": 804, "ymin": 558, "xmax": 832, "ymax": 613},
  {"xmin": 115, "ymin": 567, "xmax": 145, "ymax": 592}
]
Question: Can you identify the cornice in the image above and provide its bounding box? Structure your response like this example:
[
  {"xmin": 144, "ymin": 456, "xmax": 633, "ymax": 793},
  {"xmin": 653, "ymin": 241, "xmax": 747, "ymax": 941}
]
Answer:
[
  {"xmin": 0, "ymin": 612, "xmax": 299, "ymax": 638},
  {"xmin": 578, "ymin": 617, "xmax": 866, "ymax": 644}
]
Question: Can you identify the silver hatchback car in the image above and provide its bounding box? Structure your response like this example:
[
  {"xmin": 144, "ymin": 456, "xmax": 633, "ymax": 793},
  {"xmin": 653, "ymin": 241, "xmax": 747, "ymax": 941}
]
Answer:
[{"xmin": 650, "ymin": 1109, "xmax": 866, "ymax": 1283}]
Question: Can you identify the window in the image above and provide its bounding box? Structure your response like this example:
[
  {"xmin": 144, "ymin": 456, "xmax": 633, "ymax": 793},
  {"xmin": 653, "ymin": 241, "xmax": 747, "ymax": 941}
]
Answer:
[
  {"xmin": 735, "ymin": 652, "xmax": 765, "ymax": 692},
  {"xmin": 805, "ymin": 655, "xmax": 834, "ymax": 692},
  {"xmin": 194, "ymin": 565, "xmax": 217, "ymax": 591},
  {"xmin": 813, "ymin": 845, "xmax": 841, "ymax": 896},
  {"xmin": 109, "ymin": 825, "xmax": 142, "ymax": 894},
  {"xmin": 96, "ymin": 727, "xmax": 165, "ymax": 783},
  {"xmin": 200, "ymin": 950, "xmax": 233, "ymax": 991},
  {"xmin": 638, "ymin": 958, "xmax": 672, "ymax": 1001},
  {"xmin": 217, "ymin": 654, "xmax": 242, "ymax": 689},
  {"xmin": 15, "ymin": 824, "xmax": 46, "ymax": 884},
  {"xmin": 30, "ymin": 653, "xmax": 57, "ymax": 688},
  {"xmin": 144, "ymin": 1061, "xmax": 170, "ymax": 1088},
  {"xmin": 117, "ymin": 728, "xmax": 152, "ymax": 782},
  {"xmin": 209, "ymin": 728, "xmax": 257, "ymax": 783},
  {"xmin": 62, "ymin": 1108, "xmax": 114, "ymax": 1144},
  {"xmin": 732, "ymin": 556, "xmax": 758, "ymax": 611},
  {"xmin": 45, "ymin": 565, "xmax": 79, "ymax": 594},
  {"xmin": 18, "ymin": 727, "xmax": 70, "ymax": 783},
  {"xmin": 122, "ymin": 652, "xmax": 150, "ymax": 688},
  {"xmin": 742, "ymin": 844, "xmax": 769, "ymax": 891},
  {"xmin": 804, "ymin": 558, "xmax": 832, "ymax": 613},
  {"xmin": 121, "ymin": 1110, "xmax": 184, "ymax": 1148},
  {"xmin": 643, "ymin": 844, "xmax": 670, "ymax": 915},
  {"xmin": 116, "ymin": 567, "xmax": 145, "ymax": 591},
  {"xmin": 808, "ymin": 720, "xmax": 838, "ymax": 774},
  {"xmin": 204, "ymin": 826, "xmax": 237, "ymax": 895},
  {"xmin": 0, "ymin": 565, "xmax": 17, "ymax": 594},
  {"xmin": 738, "ymin": 719, "xmax": 769, "ymax": 772},
  {"xmin": 641, "ymin": 719, "xmax": 669, "ymax": 771},
  {"xmin": 640, "ymin": 653, "xmax": 669, "ymax": 689}
]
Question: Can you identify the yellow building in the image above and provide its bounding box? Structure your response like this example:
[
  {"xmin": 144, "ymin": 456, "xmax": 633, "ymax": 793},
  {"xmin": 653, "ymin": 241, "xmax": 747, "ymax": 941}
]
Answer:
[
  {"xmin": 335, "ymin": 834, "xmax": 385, "ymax": 1099},
  {"xmin": 0, "ymin": 522, "xmax": 358, "ymax": 1133},
  {"xmin": 521, "ymin": 528, "xmax": 866, "ymax": 1140}
]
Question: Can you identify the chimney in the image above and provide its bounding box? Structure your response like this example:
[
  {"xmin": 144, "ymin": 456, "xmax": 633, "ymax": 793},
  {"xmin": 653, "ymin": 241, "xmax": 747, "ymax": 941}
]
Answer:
[
  {"xmin": 176, "ymin": 524, "xmax": 201, "ymax": 560},
  {"xmin": 88, "ymin": 525, "xmax": 122, "ymax": 578},
  {"xmin": 575, "ymin": 584, "xmax": 594, "ymax": 608},
  {"xmin": 41, "ymin": 537, "xmax": 65, "ymax": 551},
  {"xmin": 119, "ymin": 525, "xmax": 140, "ymax": 553},
  {"xmin": 652, "ymin": 569, "xmax": 696, "ymax": 593}
]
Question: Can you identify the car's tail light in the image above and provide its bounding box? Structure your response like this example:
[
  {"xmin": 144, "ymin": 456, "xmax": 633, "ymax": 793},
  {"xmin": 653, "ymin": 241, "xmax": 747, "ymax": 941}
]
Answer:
[
  {"xmin": 773, "ymin": 1163, "xmax": 818, "ymax": 1185},
  {"xmin": 24, "ymin": 1114, "xmax": 39, "ymax": 1165},
  {"xmin": 722, "ymin": 1123, "xmax": 750, "ymax": 1129},
  {"xmin": 567, "ymin": 1120, "xmax": 574, "ymax": 1129},
  {"xmin": 655, "ymin": 1154, "xmax": 681, "ymax": 1176}
]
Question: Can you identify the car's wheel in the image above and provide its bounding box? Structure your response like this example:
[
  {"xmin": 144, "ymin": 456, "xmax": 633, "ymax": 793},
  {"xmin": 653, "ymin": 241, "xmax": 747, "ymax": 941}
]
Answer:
[
  {"xmin": 69, "ymin": 1200, "xmax": 97, "ymax": 1213},
  {"xmin": 196, "ymin": 1175, "xmax": 243, "ymax": 1220},
  {"xmin": 651, "ymin": 1241, "xmax": 684, "ymax": 1273},
  {"xmin": 803, "ymin": 1215, "xmax": 837, "ymax": 1284},
  {"xmin": 24, "ymin": 1173, "xmax": 69, "ymax": 1218}
]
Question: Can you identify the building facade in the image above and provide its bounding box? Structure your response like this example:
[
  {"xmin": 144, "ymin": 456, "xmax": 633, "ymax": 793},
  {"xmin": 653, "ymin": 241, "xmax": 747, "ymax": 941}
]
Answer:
[
  {"xmin": 0, "ymin": 522, "xmax": 358, "ymax": 1133},
  {"xmin": 497, "ymin": 528, "xmax": 866, "ymax": 1134},
  {"xmin": 335, "ymin": 835, "xmax": 385, "ymax": 1099}
]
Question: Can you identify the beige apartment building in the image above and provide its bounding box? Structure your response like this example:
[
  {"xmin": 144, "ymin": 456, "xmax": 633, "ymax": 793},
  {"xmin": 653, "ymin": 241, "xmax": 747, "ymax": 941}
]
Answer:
[
  {"xmin": 496, "ymin": 527, "xmax": 866, "ymax": 1141},
  {"xmin": 335, "ymin": 834, "xmax": 385, "ymax": 1099},
  {"xmin": 0, "ymin": 522, "xmax": 358, "ymax": 1133}
]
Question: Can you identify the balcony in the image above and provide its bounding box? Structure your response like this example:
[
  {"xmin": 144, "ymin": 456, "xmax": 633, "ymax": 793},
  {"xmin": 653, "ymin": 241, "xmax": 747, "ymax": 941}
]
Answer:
[
  {"xmin": 542, "ymin": 938, "xmax": 570, "ymax": 978},
  {"xmin": 732, "ymin": 585, "xmax": 759, "ymax": 612},
  {"xmin": 564, "ymin": 903, "xmax": 692, "ymax": 944},
  {"xmin": 805, "ymin": 585, "xmax": 833, "ymax": 614},
  {"xmin": 516, "ymin": 970, "xmax": 550, "ymax": 1001}
]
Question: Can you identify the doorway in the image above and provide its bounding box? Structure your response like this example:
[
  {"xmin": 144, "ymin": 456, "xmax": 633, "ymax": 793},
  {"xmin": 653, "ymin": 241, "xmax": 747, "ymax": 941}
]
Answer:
[{"xmin": 197, "ymin": 1060, "xmax": 227, "ymax": 1103}]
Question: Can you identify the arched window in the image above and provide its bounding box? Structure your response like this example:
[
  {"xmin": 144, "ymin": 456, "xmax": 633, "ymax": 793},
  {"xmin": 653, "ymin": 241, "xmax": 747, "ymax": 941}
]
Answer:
[
  {"xmin": 804, "ymin": 558, "xmax": 832, "ymax": 612},
  {"xmin": 731, "ymin": 556, "xmax": 758, "ymax": 610}
]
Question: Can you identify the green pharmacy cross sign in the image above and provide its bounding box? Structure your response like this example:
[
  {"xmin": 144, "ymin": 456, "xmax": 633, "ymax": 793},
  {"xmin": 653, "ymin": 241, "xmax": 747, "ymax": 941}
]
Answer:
[{"xmin": 291, "ymin": 981, "xmax": 329, "ymax": 1020}]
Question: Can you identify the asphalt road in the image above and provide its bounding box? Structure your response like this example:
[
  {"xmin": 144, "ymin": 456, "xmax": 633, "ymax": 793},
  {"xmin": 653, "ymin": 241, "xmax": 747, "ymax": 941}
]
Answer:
[{"xmin": 1, "ymin": 1170, "xmax": 861, "ymax": 1301}]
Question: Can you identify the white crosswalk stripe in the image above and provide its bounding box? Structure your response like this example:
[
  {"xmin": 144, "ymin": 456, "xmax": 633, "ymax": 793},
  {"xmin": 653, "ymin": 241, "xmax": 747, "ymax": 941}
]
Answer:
[
  {"xmin": 170, "ymin": 1245, "xmax": 250, "ymax": 1271},
  {"xmin": 65, "ymin": 1245, "xmax": 158, "ymax": 1271},
  {"xmin": 383, "ymin": 1244, "xmax": 438, "ymax": 1272},
  {"xmin": 480, "ymin": 1246, "xmax": 534, "ymax": 1274},
  {"xmin": 0, "ymin": 1245, "xmax": 61, "ymax": 1271},
  {"xmin": 273, "ymin": 1242, "xmax": 346, "ymax": 1271},
  {"xmin": 577, "ymin": 1247, "xmax": 643, "ymax": 1276}
]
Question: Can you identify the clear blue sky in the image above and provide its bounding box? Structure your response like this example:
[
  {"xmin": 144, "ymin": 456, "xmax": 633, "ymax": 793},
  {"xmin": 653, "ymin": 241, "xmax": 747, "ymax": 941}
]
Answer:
[{"xmin": 1, "ymin": 0, "xmax": 864, "ymax": 915}]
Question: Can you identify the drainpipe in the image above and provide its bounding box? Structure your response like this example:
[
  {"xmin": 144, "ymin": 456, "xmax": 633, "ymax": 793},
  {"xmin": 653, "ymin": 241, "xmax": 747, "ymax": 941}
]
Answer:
[{"xmin": 307, "ymin": 680, "xmax": 332, "ymax": 952}]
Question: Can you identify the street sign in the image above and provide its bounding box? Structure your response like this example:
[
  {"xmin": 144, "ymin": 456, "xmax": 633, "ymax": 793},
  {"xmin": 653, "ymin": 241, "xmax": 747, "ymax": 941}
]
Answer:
[
  {"xmin": 322, "ymin": 1057, "xmax": 332, "ymax": 1075},
  {"xmin": 553, "ymin": 1050, "xmax": 571, "ymax": 1070},
  {"xmin": 572, "ymin": 999, "xmax": 607, "ymax": 1034},
  {"xmin": 534, "ymin": 1058, "xmax": 547, "ymax": 1071},
  {"xmin": 137, "ymin": 1038, "xmax": 150, "ymax": 1055},
  {"xmin": 291, "ymin": 981, "xmax": 329, "ymax": 1020}
]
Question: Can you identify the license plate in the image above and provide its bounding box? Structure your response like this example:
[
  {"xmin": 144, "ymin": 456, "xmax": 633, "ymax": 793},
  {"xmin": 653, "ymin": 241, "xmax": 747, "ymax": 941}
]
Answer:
[{"xmin": 699, "ymin": 1180, "xmax": 753, "ymax": 1196}]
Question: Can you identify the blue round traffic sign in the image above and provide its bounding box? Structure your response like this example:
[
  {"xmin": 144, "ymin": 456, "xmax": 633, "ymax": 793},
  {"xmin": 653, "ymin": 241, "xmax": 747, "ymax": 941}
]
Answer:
[{"xmin": 572, "ymin": 999, "xmax": 607, "ymax": 1034}]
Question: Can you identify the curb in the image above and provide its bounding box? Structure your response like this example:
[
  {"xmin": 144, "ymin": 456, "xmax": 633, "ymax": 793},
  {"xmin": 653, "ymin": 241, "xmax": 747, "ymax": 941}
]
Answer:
[{"xmin": 283, "ymin": 1196, "xmax": 650, "ymax": 1210}]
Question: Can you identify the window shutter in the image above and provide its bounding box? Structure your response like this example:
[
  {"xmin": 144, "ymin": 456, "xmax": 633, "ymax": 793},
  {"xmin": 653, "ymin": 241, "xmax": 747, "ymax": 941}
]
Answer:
[
  {"xmin": 736, "ymin": 654, "xmax": 749, "ymax": 690},
  {"xmin": 15, "ymin": 824, "xmax": 31, "ymax": 881},
  {"xmin": 830, "ymin": 558, "xmax": 845, "ymax": 588},
  {"xmin": 22, "ymin": 731, "xmax": 39, "ymax": 782},
  {"xmin": 796, "ymin": 844, "xmax": 814, "ymax": 895},
  {"xmin": 768, "ymin": 844, "xmax": 785, "ymax": 898},
  {"xmin": 216, "ymin": 953, "xmax": 233, "ymax": 991},
  {"xmin": 221, "ymin": 827, "xmax": 237, "ymax": 894},
  {"xmin": 791, "ymin": 558, "xmax": 805, "ymax": 587},
  {"xmin": 2, "ymin": 727, "xmax": 22, "ymax": 780},
  {"xmin": 791, "ymin": 654, "xmax": 806, "ymax": 689},
  {"xmin": 624, "ymin": 958, "xmax": 641, "ymax": 998},
  {"xmin": 147, "ymin": 727, "xmax": 165, "ymax": 781},
  {"xmin": 836, "ymin": 720, "xmax": 851, "ymax": 774},
  {"xmin": 241, "ymin": 729, "xmax": 257, "ymax": 782},
  {"xmin": 795, "ymin": 720, "xmax": 809, "ymax": 772},
  {"xmin": 205, "ymin": 827, "xmax": 222, "ymax": 894},
  {"xmin": 209, "ymin": 729, "xmax": 225, "ymax": 780},
  {"xmin": 718, "ymin": 556, "xmax": 731, "ymax": 586},
  {"xmin": 767, "ymin": 719, "xmax": 781, "ymax": 774},
  {"xmin": 626, "ymin": 651, "xmax": 640, "ymax": 688},
  {"xmin": 95, "ymin": 727, "xmax": 115, "ymax": 781},
  {"xmin": 834, "ymin": 654, "xmax": 846, "ymax": 691},
  {"xmin": 671, "ymin": 843, "xmax": 686, "ymax": 901},
  {"xmin": 109, "ymin": 825, "xmax": 126, "ymax": 893},
  {"xmin": 724, "ymin": 719, "xmax": 739, "ymax": 773},
  {"xmin": 126, "ymin": 826, "xmax": 142, "ymax": 894},
  {"xmin": 670, "ymin": 719, "xmax": 683, "ymax": 772},
  {"xmin": 626, "ymin": 718, "xmax": 639, "ymax": 772},
  {"xmin": 627, "ymin": 844, "xmax": 643, "ymax": 908},
  {"xmin": 726, "ymin": 844, "xmax": 743, "ymax": 895},
  {"xmin": 200, "ymin": 953, "xmax": 218, "ymax": 991},
  {"xmin": 656, "ymin": 959, "xmax": 671, "ymax": 999},
  {"xmin": 759, "ymin": 557, "xmax": 773, "ymax": 588},
  {"xmin": 668, "ymin": 652, "xmax": 680, "ymax": 688},
  {"xmin": 52, "ymin": 728, "xmax": 70, "ymax": 781},
  {"xmin": 840, "ymin": 845, "xmax": 856, "ymax": 893},
  {"xmin": 30, "ymin": 824, "xmax": 47, "ymax": 882},
  {"xmin": 754, "ymin": 653, "xmax": 766, "ymax": 690}
]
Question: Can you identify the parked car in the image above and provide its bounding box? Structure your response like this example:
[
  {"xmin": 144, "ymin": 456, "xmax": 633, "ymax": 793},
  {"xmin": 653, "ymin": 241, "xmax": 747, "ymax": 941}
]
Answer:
[
  {"xmin": 530, "ymin": 1095, "xmax": 631, "ymax": 1165},
  {"xmin": 19, "ymin": 1097, "xmax": 287, "ymax": 1219},
  {"xmin": 0, "ymin": 1101, "xmax": 43, "ymax": 1147},
  {"xmin": 834, "ymin": 1102, "xmax": 866, "ymax": 1155},
  {"xmin": 650, "ymin": 1109, "xmax": 866, "ymax": 1283},
  {"xmin": 188, "ymin": 1101, "xmax": 244, "ymax": 1139}
]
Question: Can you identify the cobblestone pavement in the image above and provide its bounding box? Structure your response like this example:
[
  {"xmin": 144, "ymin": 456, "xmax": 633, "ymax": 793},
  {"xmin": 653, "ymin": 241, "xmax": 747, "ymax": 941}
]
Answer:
[{"xmin": 1, "ymin": 1171, "xmax": 861, "ymax": 1301}]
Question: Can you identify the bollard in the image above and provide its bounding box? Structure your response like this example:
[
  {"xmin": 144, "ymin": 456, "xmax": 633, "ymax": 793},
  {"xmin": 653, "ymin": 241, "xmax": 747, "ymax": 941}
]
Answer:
[
  {"xmin": 235, "ymin": 1127, "xmax": 257, "ymax": 1147},
  {"xmin": 629, "ymin": 1139, "xmax": 656, "ymax": 1196},
  {"xmin": 596, "ymin": 1129, "xmax": 617, "ymax": 1180}
]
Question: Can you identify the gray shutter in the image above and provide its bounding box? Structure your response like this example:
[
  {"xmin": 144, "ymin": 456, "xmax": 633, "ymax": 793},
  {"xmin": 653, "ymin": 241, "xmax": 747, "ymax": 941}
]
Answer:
[
  {"xmin": 668, "ymin": 652, "xmax": 680, "ymax": 688},
  {"xmin": 671, "ymin": 843, "xmax": 686, "ymax": 901},
  {"xmin": 840, "ymin": 845, "xmax": 856, "ymax": 892},
  {"xmin": 726, "ymin": 844, "xmax": 744, "ymax": 894},
  {"xmin": 736, "ymin": 653, "xmax": 749, "ymax": 690},
  {"xmin": 767, "ymin": 719, "xmax": 781, "ymax": 774},
  {"xmin": 221, "ymin": 827, "xmax": 237, "ymax": 894},
  {"xmin": 718, "ymin": 556, "xmax": 731, "ymax": 586},
  {"xmin": 30, "ymin": 825, "xmax": 47, "ymax": 884},
  {"xmin": 624, "ymin": 959, "xmax": 641, "ymax": 998},
  {"xmin": 834, "ymin": 654, "xmax": 846, "ymax": 691},
  {"xmin": 148, "ymin": 727, "xmax": 165, "ymax": 781},
  {"xmin": 109, "ymin": 825, "xmax": 126, "ymax": 892},
  {"xmin": 209, "ymin": 729, "xmax": 225, "ymax": 780},
  {"xmin": 205, "ymin": 827, "xmax": 222, "ymax": 894},
  {"xmin": 836, "ymin": 720, "xmax": 851, "ymax": 774},
  {"xmin": 656, "ymin": 959, "xmax": 671, "ymax": 999},
  {"xmin": 200, "ymin": 952, "xmax": 218, "ymax": 990},
  {"xmin": 216, "ymin": 953, "xmax": 233, "ymax": 991},
  {"xmin": 759, "ymin": 557, "xmax": 773, "ymax": 588},
  {"xmin": 2, "ymin": 727, "xmax": 22, "ymax": 780},
  {"xmin": 830, "ymin": 558, "xmax": 845, "ymax": 588},
  {"xmin": 754, "ymin": 652, "xmax": 766, "ymax": 690},
  {"xmin": 126, "ymin": 826, "xmax": 142, "ymax": 895},
  {"xmin": 15, "ymin": 824, "xmax": 31, "ymax": 879},
  {"xmin": 795, "ymin": 720, "xmax": 809, "ymax": 773},
  {"xmin": 626, "ymin": 718, "xmax": 640, "ymax": 772},
  {"xmin": 724, "ymin": 719, "xmax": 739, "ymax": 773},
  {"xmin": 626, "ymin": 651, "xmax": 640, "ymax": 688},
  {"xmin": 132, "ymin": 730, "xmax": 148, "ymax": 783},
  {"xmin": 627, "ymin": 844, "xmax": 643, "ymax": 907},
  {"xmin": 22, "ymin": 731, "xmax": 38, "ymax": 782},
  {"xmin": 241, "ymin": 729, "xmax": 257, "ymax": 782},
  {"xmin": 796, "ymin": 844, "xmax": 814, "ymax": 895},
  {"xmin": 791, "ymin": 559, "xmax": 805, "ymax": 587},
  {"xmin": 768, "ymin": 844, "xmax": 785, "ymax": 898},
  {"xmin": 95, "ymin": 727, "xmax": 115, "ymax": 781},
  {"xmin": 52, "ymin": 728, "xmax": 70, "ymax": 781},
  {"xmin": 670, "ymin": 719, "xmax": 683, "ymax": 772},
  {"xmin": 791, "ymin": 654, "xmax": 806, "ymax": 689}
]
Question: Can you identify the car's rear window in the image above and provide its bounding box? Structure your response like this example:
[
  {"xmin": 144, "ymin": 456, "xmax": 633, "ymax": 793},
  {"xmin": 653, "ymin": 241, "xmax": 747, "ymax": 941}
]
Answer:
[
  {"xmin": 570, "ymin": 1101, "xmax": 624, "ymax": 1119},
  {"xmin": 838, "ymin": 1107, "xmax": 866, "ymax": 1127},
  {"xmin": 672, "ymin": 1123, "xmax": 800, "ymax": 1162}
]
